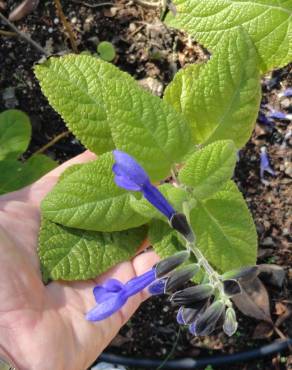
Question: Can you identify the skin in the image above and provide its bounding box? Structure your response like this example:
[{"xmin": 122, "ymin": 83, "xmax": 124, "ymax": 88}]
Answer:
[{"xmin": 0, "ymin": 151, "xmax": 159, "ymax": 370}]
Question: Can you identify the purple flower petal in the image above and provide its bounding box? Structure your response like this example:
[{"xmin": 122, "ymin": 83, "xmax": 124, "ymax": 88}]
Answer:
[
  {"xmin": 279, "ymin": 88, "xmax": 292, "ymax": 98},
  {"xmin": 86, "ymin": 291, "xmax": 128, "ymax": 321},
  {"xmin": 257, "ymin": 112, "xmax": 274, "ymax": 126},
  {"xmin": 125, "ymin": 269, "xmax": 156, "ymax": 296},
  {"xmin": 260, "ymin": 147, "xmax": 275, "ymax": 179},
  {"xmin": 113, "ymin": 150, "xmax": 149, "ymax": 188},
  {"xmin": 93, "ymin": 280, "xmax": 124, "ymax": 303},
  {"xmin": 269, "ymin": 111, "xmax": 287, "ymax": 120},
  {"xmin": 87, "ymin": 269, "xmax": 157, "ymax": 322},
  {"xmin": 189, "ymin": 322, "xmax": 197, "ymax": 335},
  {"xmin": 103, "ymin": 279, "xmax": 124, "ymax": 292},
  {"xmin": 148, "ymin": 278, "xmax": 167, "ymax": 295},
  {"xmin": 112, "ymin": 150, "xmax": 176, "ymax": 220},
  {"xmin": 176, "ymin": 307, "xmax": 185, "ymax": 325},
  {"xmin": 113, "ymin": 172, "xmax": 142, "ymax": 191},
  {"xmin": 93, "ymin": 286, "xmax": 109, "ymax": 303},
  {"xmin": 142, "ymin": 183, "xmax": 175, "ymax": 219}
]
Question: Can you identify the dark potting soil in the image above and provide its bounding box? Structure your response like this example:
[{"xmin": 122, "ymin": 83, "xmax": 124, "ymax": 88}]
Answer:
[{"xmin": 0, "ymin": 1, "xmax": 291, "ymax": 369}]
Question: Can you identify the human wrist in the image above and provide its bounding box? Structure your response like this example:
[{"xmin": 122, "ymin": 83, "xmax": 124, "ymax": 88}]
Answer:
[{"xmin": 0, "ymin": 346, "xmax": 18, "ymax": 370}]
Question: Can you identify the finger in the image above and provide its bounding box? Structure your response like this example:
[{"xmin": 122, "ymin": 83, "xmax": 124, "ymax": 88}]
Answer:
[
  {"xmin": 43, "ymin": 150, "xmax": 96, "ymax": 178},
  {"xmin": 0, "ymin": 150, "xmax": 96, "ymax": 206}
]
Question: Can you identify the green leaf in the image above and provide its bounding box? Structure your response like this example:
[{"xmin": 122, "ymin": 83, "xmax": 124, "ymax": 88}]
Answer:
[
  {"xmin": 38, "ymin": 218, "xmax": 147, "ymax": 281},
  {"xmin": 35, "ymin": 55, "xmax": 191, "ymax": 181},
  {"xmin": 166, "ymin": 0, "xmax": 292, "ymax": 73},
  {"xmin": 41, "ymin": 152, "xmax": 148, "ymax": 232},
  {"xmin": 190, "ymin": 181, "xmax": 257, "ymax": 274},
  {"xmin": 97, "ymin": 41, "xmax": 116, "ymax": 62},
  {"xmin": 148, "ymin": 220, "xmax": 199, "ymax": 279},
  {"xmin": 164, "ymin": 29, "xmax": 261, "ymax": 148},
  {"xmin": 35, "ymin": 56, "xmax": 114, "ymax": 154},
  {"xmin": 179, "ymin": 140, "xmax": 237, "ymax": 200},
  {"xmin": 130, "ymin": 183, "xmax": 189, "ymax": 220},
  {"xmin": 148, "ymin": 219, "xmax": 186, "ymax": 258},
  {"xmin": 0, "ymin": 109, "xmax": 31, "ymax": 160},
  {"xmin": 0, "ymin": 154, "xmax": 57, "ymax": 195}
]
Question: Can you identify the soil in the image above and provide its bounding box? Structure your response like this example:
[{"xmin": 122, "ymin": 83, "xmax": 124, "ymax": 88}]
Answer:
[{"xmin": 0, "ymin": 1, "xmax": 291, "ymax": 369}]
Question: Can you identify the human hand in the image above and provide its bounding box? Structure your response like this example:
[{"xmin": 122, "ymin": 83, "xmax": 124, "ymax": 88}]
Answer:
[{"xmin": 0, "ymin": 151, "xmax": 158, "ymax": 370}]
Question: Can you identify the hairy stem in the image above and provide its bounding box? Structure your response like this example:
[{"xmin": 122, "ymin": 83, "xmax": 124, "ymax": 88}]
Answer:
[
  {"xmin": 182, "ymin": 200, "xmax": 231, "ymax": 306},
  {"xmin": 54, "ymin": 0, "xmax": 78, "ymax": 53},
  {"xmin": 0, "ymin": 12, "xmax": 48, "ymax": 55}
]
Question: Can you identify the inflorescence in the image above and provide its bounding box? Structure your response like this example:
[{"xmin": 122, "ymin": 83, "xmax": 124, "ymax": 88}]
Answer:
[{"xmin": 86, "ymin": 150, "xmax": 257, "ymax": 337}]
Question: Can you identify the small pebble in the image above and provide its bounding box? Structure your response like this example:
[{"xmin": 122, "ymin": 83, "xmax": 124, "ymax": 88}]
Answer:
[
  {"xmin": 48, "ymin": 27, "xmax": 53, "ymax": 33},
  {"xmin": 71, "ymin": 17, "xmax": 77, "ymax": 24},
  {"xmin": 53, "ymin": 17, "xmax": 59, "ymax": 24},
  {"xmin": 2, "ymin": 87, "xmax": 18, "ymax": 108}
]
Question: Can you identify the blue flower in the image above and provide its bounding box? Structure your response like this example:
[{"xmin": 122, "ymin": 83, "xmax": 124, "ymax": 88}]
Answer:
[
  {"xmin": 112, "ymin": 150, "xmax": 175, "ymax": 219},
  {"xmin": 86, "ymin": 269, "xmax": 156, "ymax": 321},
  {"xmin": 86, "ymin": 252, "xmax": 191, "ymax": 322},
  {"xmin": 260, "ymin": 147, "xmax": 275, "ymax": 179},
  {"xmin": 269, "ymin": 110, "xmax": 292, "ymax": 121},
  {"xmin": 257, "ymin": 111, "xmax": 274, "ymax": 127},
  {"xmin": 278, "ymin": 88, "xmax": 292, "ymax": 98}
]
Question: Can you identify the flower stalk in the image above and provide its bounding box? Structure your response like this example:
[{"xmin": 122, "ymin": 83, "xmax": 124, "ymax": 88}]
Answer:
[{"xmin": 86, "ymin": 150, "xmax": 246, "ymax": 336}]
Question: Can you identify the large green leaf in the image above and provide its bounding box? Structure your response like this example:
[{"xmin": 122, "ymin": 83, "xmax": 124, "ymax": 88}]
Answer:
[
  {"xmin": 130, "ymin": 183, "xmax": 189, "ymax": 220},
  {"xmin": 35, "ymin": 55, "xmax": 191, "ymax": 180},
  {"xmin": 178, "ymin": 140, "xmax": 237, "ymax": 199},
  {"xmin": 0, "ymin": 109, "xmax": 31, "ymax": 160},
  {"xmin": 166, "ymin": 0, "xmax": 292, "ymax": 72},
  {"xmin": 148, "ymin": 220, "xmax": 198, "ymax": 279},
  {"xmin": 164, "ymin": 29, "xmax": 261, "ymax": 148},
  {"xmin": 148, "ymin": 219, "xmax": 186, "ymax": 258},
  {"xmin": 41, "ymin": 152, "xmax": 148, "ymax": 232},
  {"xmin": 0, "ymin": 155, "xmax": 57, "ymax": 195},
  {"xmin": 38, "ymin": 218, "xmax": 147, "ymax": 281},
  {"xmin": 190, "ymin": 181, "xmax": 257, "ymax": 274}
]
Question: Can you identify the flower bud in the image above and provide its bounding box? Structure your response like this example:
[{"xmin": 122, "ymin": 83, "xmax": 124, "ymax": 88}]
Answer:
[
  {"xmin": 165, "ymin": 263, "xmax": 199, "ymax": 293},
  {"xmin": 169, "ymin": 213, "xmax": 195, "ymax": 242},
  {"xmin": 155, "ymin": 250, "xmax": 190, "ymax": 278},
  {"xmin": 176, "ymin": 307, "xmax": 185, "ymax": 325},
  {"xmin": 223, "ymin": 307, "xmax": 238, "ymax": 337},
  {"xmin": 180, "ymin": 303, "xmax": 207, "ymax": 325},
  {"xmin": 170, "ymin": 284, "xmax": 214, "ymax": 305},
  {"xmin": 223, "ymin": 279, "xmax": 241, "ymax": 297},
  {"xmin": 148, "ymin": 278, "xmax": 167, "ymax": 295},
  {"xmin": 221, "ymin": 266, "xmax": 258, "ymax": 282},
  {"xmin": 194, "ymin": 300, "xmax": 225, "ymax": 336}
]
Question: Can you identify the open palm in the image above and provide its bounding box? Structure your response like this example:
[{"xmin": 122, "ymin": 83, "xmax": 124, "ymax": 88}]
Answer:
[{"xmin": 0, "ymin": 151, "xmax": 158, "ymax": 370}]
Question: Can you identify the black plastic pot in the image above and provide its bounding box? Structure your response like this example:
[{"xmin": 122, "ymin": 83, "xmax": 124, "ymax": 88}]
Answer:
[{"xmin": 98, "ymin": 338, "xmax": 292, "ymax": 369}]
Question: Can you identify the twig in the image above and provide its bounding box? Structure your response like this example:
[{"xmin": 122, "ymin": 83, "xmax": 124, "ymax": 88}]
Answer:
[
  {"xmin": 0, "ymin": 29, "xmax": 17, "ymax": 36},
  {"xmin": 34, "ymin": 131, "xmax": 70, "ymax": 155},
  {"xmin": 273, "ymin": 326, "xmax": 292, "ymax": 351},
  {"xmin": 156, "ymin": 327, "xmax": 181, "ymax": 370},
  {"xmin": 54, "ymin": 0, "xmax": 78, "ymax": 53},
  {"xmin": 0, "ymin": 12, "xmax": 48, "ymax": 55},
  {"xmin": 71, "ymin": 0, "xmax": 113, "ymax": 7},
  {"xmin": 135, "ymin": 0, "xmax": 162, "ymax": 8}
]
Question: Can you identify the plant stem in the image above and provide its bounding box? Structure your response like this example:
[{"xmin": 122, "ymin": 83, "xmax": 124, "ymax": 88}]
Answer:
[
  {"xmin": 34, "ymin": 130, "xmax": 70, "ymax": 155},
  {"xmin": 186, "ymin": 240, "xmax": 231, "ymax": 306},
  {"xmin": 0, "ymin": 29, "xmax": 17, "ymax": 36},
  {"xmin": 0, "ymin": 12, "xmax": 48, "ymax": 55},
  {"xmin": 182, "ymin": 200, "xmax": 231, "ymax": 306},
  {"xmin": 54, "ymin": 0, "xmax": 78, "ymax": 53}
]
